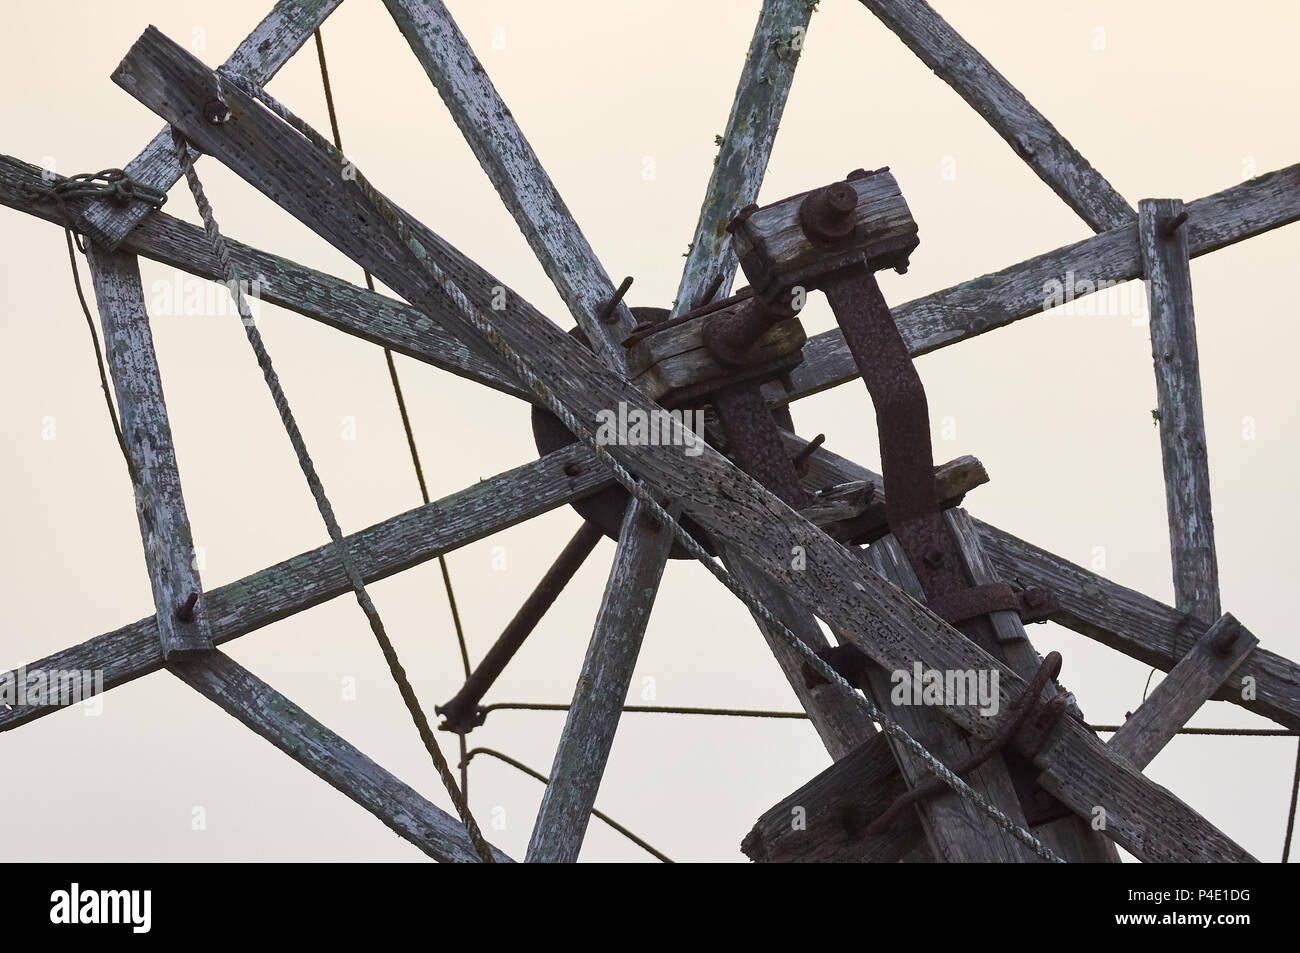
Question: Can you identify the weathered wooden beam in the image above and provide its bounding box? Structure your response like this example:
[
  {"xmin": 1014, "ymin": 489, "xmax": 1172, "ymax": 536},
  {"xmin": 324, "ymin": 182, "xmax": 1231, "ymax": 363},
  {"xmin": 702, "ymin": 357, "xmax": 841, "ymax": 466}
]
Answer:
[
  {"xmin": 782, "ymin": 163, "xmax": 1300, "ymax": 404},
  {"xmin": 0, "ymin": 155, "xmax": 527, "ymax": 402},
  {"xmin": 857, "ymin": 0, "xmax": 1134, "ymax": 232},
  {"xmin": 382, "ymin": 0, "xmax": 638, "ymax": 367},
  {"xmin": 0, "ymin": 443, "xmax": 610, "ymax": 734},
  {"xmin": 115, "ymin": 28, "xmax": 1255, "ymax": 862},
  {"xmin": 85, "ymin": 244, "xmax": 213, "ymax": 660},
  {"xmin": 1139, "ymin": 198, "xmax": 1220, "ymax": 622},
  {"xmin": 526, "ymin": 501, "xmax": 678, "ymax": 862},
  {"xmin": 1108, "ymin": 614, "xmax": 1259, "ymax": 771},
  {"xmin": 978, "ymin": 520, "xmax": 1300, "ymax": 732},
  {"xmin": 79, "ymin": 0, "xmax": 345, "ymax": 248},
  {"xmin": 741, "ymin": 732, "xmax": 917, "ymax": 863},
  {"xmin": 170, "ymin": 650, "xmax": 512, "ymax": 862},
  {"xmin": 861, "ymin": 537, "xmax": 1045, "ymax": 862},
  {"xmin": 0, "ymin": 437, "xmax": 972, "ymax": 741},
  {"xmin": 673, "ymin": 0, "xmax": 814, "ymax": 311}
]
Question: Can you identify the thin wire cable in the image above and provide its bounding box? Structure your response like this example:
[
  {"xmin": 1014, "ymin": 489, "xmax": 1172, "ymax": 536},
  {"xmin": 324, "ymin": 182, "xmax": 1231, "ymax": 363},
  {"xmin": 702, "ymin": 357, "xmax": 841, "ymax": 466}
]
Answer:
[
  {"xmin": 313, "ymin": 26, "xmax": 475, "ymax": 798},
  {"xmin": 484, "ymin": 702, "xmax": 809, "ymax": 720},
  {"xmin": 1284, "ymin": 739, "xmax": 1299, "ymax": 862},
  {"xmin": 464, "ymin": 747, "xmax": 672, "ymax": 862},
  {"xmin": 169, "ymin": 126, "xmax": 493, "ymax": 863},
  {"xmin": 63, "ymin": 229, "xmax": 135, "ymax": 478},
  {"xmin": 228, "ymin": 74, "xmax": 1063, "ymax": 863}
]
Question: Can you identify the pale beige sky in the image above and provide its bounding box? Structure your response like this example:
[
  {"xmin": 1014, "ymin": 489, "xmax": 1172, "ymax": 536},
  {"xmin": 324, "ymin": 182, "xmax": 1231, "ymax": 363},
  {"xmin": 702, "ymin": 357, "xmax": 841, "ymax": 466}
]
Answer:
[{"xmin": 1, "ymin": 0, "xmax": 1297, "ymax": 861}]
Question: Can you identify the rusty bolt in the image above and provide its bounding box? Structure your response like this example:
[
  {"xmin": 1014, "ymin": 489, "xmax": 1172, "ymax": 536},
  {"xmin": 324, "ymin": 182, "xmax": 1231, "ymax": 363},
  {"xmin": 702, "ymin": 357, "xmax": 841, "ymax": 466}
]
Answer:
[
  {"xmin": 175, "ymin": 591, "xmax": 199, "ymax": 623},
  {"xmin": 597, "ymin": 276, "xmax": 634, "ymax": 324},
  {"xmin": 798, "ymin": 182, "xmax": 857, "ymax": 244},
  {"xmin": 1211, "ymin": 621, "xmax": 1241, "ymax": 658},
  {"xmin": 202, "ymin": 99, "xmax": 231, "ymax": 125},
  {"xmin": 1161, "ymin": 210, "xmax": 1190, "ymax": 239},
  {"xmin": 725, "ymin": 203, "xmax": 759, "ymax": 234},
  {"xmin": 563, "ymin": 462, "xmax": 581, "ymax": 477}
]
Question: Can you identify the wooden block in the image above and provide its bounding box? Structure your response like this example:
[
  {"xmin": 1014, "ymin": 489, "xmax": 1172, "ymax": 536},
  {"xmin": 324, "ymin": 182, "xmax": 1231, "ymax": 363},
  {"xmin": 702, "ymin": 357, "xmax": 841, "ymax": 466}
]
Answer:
[
  {"xmin": 730, "ymin": 168, "xmax": 919, "ymax": 299},
  {"xmin": 625, "ymin": 291, "xmax": 806, "ymax": 405},
  {"xmin": 741, "ymin": 732, "xmax": 921, "ymax": 863}
]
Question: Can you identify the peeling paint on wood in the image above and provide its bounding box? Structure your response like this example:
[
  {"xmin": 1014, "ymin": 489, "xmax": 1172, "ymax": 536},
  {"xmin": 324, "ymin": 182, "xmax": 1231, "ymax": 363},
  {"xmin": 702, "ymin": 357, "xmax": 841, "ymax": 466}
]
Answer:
[
  {"xmin": 114, "ymin": 28, "xmax": 1256, "ymax": 862},
  {"xmin": 1108, "ymin": 614, "xmax": 1258, "ymax": 770},
  {"xmin": 85, "ymin": 244, "xmax": 213, "ymax": 660},
  {"xmin": 81, "ymin": 0, "xmax": 345, "ymax": 248},
  {"xmin": 172, "ymin": 650, "xmax": 512, "ymax": 862},
  {"xmin": 856, "ymin": 0, "xmax": 1134, "ymax": 232},
  {"xmin": 0, "ymin": 443, "xmax": 609, "ymax": 734},
  {"xmin": 1140, "ymin": 198, "xmax": 1220, "ymax": 622}
]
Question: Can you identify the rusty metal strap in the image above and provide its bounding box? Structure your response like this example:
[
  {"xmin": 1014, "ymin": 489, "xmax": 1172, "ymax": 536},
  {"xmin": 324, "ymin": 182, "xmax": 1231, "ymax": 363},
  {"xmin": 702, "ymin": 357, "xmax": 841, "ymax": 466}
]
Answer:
[{"xmin": 928, "ymin": 583, "xmax": 1060, "ymax": 628}]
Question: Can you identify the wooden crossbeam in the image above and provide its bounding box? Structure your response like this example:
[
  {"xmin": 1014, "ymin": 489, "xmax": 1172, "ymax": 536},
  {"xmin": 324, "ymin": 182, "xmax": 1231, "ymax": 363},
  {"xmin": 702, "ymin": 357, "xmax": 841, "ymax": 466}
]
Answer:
[
  {"xmin": 79, "ymin": 0, "xmax": 345, "ymax": 248},
  {"xmin": 783, "ymin": 164, "xmax": 1300, "ymax": 404},
  {"xmin": 171, "ymin": 650, "xmax": 512, "ymax": 862},
  {"xmin": 0, "ymin": 155, "xmax": 527, "ymax": 402},
  {"xmin": 1140, "ymin": 198, "xmax": 1220, "ymax": 622},
  {"xmin": 0, "ymin": 442, "xmax": 605, "ymax": 734},
  {"xmin": 1108, "ymin": 614, "xmax": 1258, "ymax": 770},
  {"xmin": 0, "ymin": 440, "xmax": 979, "ymax": 739},
  {"xmin": 6, "ymin": 154, "xmax": 1295, "ymax": 419},
  {"xmin": 793, "ymin": 432, "xmax": 1300, "ymax": 733},
  {"xmin": 115, "ymin": 28, "xmax": 1257, "ymax": 861},
  {"xmin": 85, "ymin": 244, "xmax": 213, "ymax": 659},
  {"xmin": 857, "ymin": 0, "xmax": 1134, "ymax": 232},
  {"xmin": 979, "ymin": 522, "xmax": 1300, "ymax": 732}
]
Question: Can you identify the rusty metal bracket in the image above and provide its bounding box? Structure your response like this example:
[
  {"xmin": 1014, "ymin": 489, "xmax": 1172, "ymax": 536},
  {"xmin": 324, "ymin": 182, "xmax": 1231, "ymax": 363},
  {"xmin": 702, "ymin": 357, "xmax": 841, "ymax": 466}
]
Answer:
[
  {"xmin": 928, "ymin": 583, "xmax": 1060, "ymax": 627},
  {"xmin": 859, "ymin": 652, "xmax": 1066, "ymax": 839}
]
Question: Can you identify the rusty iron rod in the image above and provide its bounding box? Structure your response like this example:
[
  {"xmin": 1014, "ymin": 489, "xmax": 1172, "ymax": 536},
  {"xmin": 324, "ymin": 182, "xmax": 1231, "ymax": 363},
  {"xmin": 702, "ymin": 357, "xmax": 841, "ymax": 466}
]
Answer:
[{"xmin": 437, "ymin": 521, "xmax": 604, "ymax": 733}]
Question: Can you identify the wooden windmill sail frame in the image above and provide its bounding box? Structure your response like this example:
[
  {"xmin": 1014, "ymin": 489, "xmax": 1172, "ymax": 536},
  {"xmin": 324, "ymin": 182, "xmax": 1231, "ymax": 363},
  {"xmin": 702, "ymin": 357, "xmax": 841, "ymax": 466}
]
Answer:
[{"xmin": 1, "ymin": 0, "xmax": 1297, "ymax": 863}]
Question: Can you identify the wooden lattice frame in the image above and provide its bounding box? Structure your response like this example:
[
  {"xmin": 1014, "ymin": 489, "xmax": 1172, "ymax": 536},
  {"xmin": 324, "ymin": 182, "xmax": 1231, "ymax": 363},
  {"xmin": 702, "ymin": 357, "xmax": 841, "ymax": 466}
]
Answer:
[{"xmin": 2, "ymin": 0, "xmax": 1297, "ymax": 863}]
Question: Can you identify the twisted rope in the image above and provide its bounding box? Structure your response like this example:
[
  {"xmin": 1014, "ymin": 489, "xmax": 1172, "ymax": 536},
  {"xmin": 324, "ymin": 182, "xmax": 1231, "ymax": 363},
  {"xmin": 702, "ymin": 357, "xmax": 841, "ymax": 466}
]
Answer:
[
  {"xmin": 229, "ymin": 73, "xmax": 1062, "ymax": 863},
  {"xmin": 168, "ymin": 126, "xmax": 494, "ymax": 864},
  {"xmin": 311, "ymin": 26, "xmax": 475, "ymax": 799}
]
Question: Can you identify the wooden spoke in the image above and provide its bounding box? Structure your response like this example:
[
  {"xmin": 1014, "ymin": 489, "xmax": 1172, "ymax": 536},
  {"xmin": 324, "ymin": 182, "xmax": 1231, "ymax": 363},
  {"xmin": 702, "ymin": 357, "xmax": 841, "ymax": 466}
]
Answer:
[
  {"xmin": 382, "ymin": 0, "xmax": 638, "ymax": 367},
  {"xmin": 0, "ymin": 443, "xmax": 611, "ymax": 735},
  {"xmin": 857, "ymin": 0, "xmax": 1134, "ymax": 232},
  {"xmin": 526, "ymin": 500, "xmax": 679, "ymax": 862},
  {"xmin": 85, "ymin": 244, "xmax": 214, "ymax": 660},
  {"xmin": 1140, "ymin": 198, "xmax": 1220, "ymax": 622},
  {"xmin": 980, "ymin": 522, "xmax": 1300, "ymax": 732},
  {"xmin": 782, "ymin": 163, "xmax": 1300, "ymax": 404},
  {"xmin": 79, "ymin": 0, "xmax": 346, "ymax": 249},
  {"xmin": 111, "ymin": 29, "xmax": 1260, "ymax": 861},
  {"xmin": 171, "ymin": 650, "xmax": 513, "ymax": 862},
  {"xmin": 674, "ymin": 0, "xmax": 814, "ymax": 312}
]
